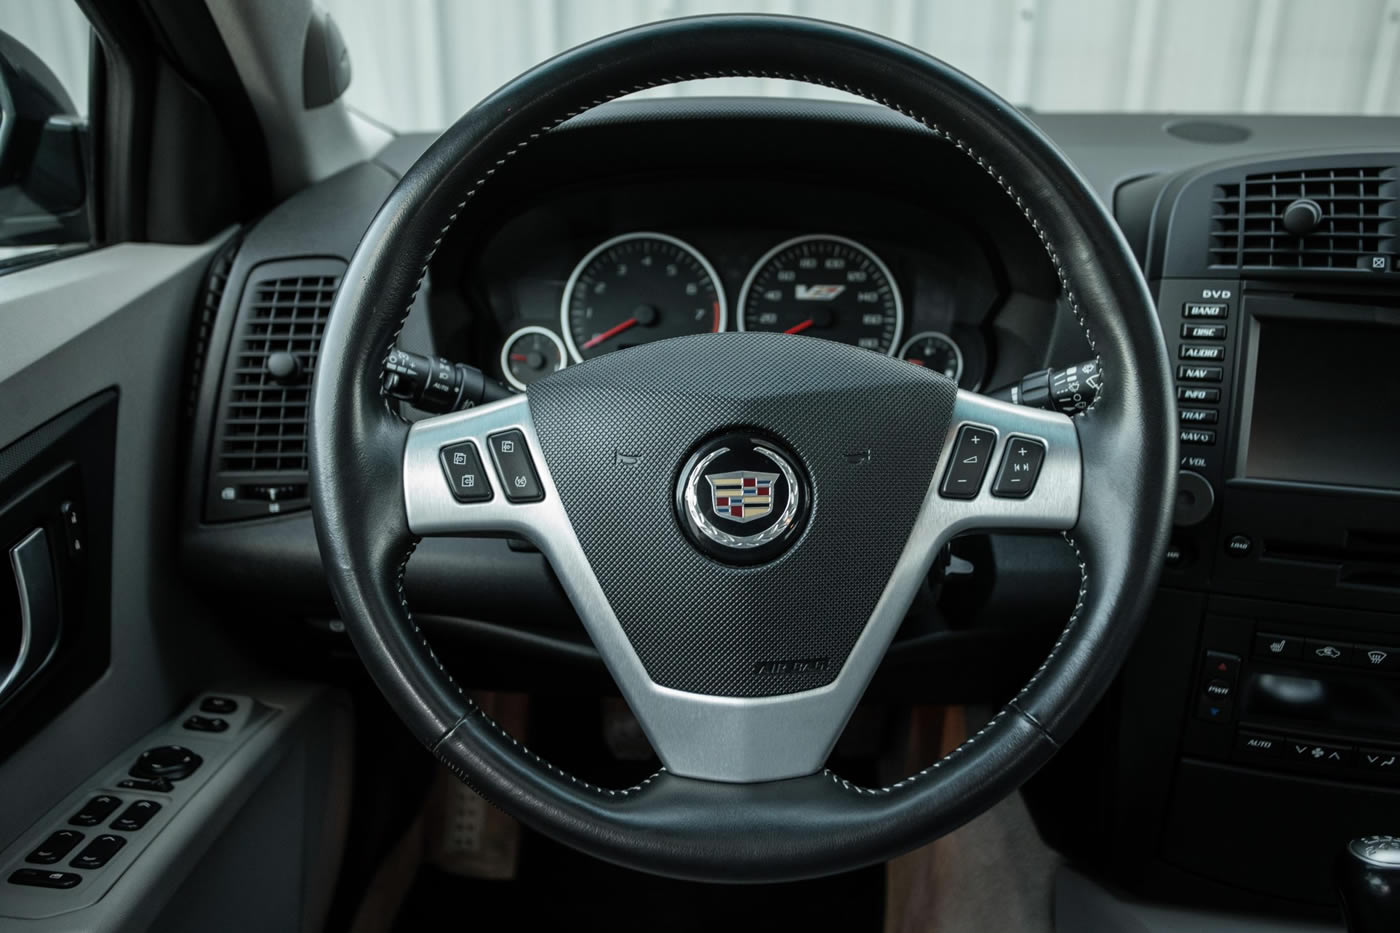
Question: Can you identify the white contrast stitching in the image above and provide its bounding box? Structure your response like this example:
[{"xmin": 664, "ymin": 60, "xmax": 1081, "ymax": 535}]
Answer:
[{"xmin": 381, "ymin": 69, "xmax": 1104, "ymax": 796}]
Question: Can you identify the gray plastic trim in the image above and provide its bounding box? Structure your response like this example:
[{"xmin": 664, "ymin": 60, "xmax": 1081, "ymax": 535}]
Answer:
[
  {"xmin": 0, "ymin": 683, "xmax": 348, "ymax": 930},
  {"xmin": 404, "ymin": 389, "xmax": 1080, "ymax": 782}
]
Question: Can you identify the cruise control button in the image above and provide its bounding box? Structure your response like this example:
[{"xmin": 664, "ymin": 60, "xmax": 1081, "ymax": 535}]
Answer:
[
  {"xmin": 1178, "ymin": 365, "xmax": 1223, "ymax": 382},
  {"xmin": 1177, "ymin": 386, "xmax": 1221, "ymax": 403},
  {"xmin": 110, "ymin": 801, "xmax": 161, "ymax": 832},
  {"xmin": 26, "ymin": 830, "xmax": 84, "ymax": 865},
  {"xmin": 939, "ymin": 425, "xmax": 997, "ymax": 499},
  {"xmin": 69, "ymin": 834, "xmax": 126, "ymax": 870},
  {"xmin": 487, "ymin": 430, "xmax": 544, "ymax": 503},
  {"xmin": 9, "ymin": 869, "xmax": 81, "ymax": 889},
  {"xmin": 439, "ymin": 442, "xmax": 492, "ymax": 503},
  {"xmin": 991, "ymin": 437, "xmax": 1046, "ymax": 498},
  {"xmin": 69, "ymin": 795, "xmax": 121, "ymax": 827}
]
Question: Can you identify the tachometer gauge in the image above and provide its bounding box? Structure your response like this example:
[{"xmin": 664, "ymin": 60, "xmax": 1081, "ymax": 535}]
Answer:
[
  {"xmin": 561, "ymin": 232, "xmax": 726, "ymax": 362},
  {"xmin": 898, "ymin": 331, "xmax": 964, "ymax": 383},
  {"xmin": 737, "ymin": 235, "xmax": 902, "ymax": 355},
  {"xmin": 500, "ymin": 325, "xmax": 567, "ymax": 391}
]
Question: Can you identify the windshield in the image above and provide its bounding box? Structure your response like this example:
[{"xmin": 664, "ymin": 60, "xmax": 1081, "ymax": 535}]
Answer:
[{"xmin": 323, "ymin": 0, "xmax": 1400, "ymax": 131}]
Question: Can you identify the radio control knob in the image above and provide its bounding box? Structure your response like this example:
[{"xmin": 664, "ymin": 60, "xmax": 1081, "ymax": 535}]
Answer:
[{"xmin": 1174, "ymin": 470, "xmax": 1215, "ymax": 527}]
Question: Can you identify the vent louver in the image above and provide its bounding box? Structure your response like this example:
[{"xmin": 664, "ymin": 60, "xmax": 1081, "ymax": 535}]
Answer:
[
  {"xmin": 205, "ymin": 258, "xmax": 346, "ymax": 522},
  {"xmin": 1209, "ymin": 166, "xmax": 1397, "ymax": 271}
]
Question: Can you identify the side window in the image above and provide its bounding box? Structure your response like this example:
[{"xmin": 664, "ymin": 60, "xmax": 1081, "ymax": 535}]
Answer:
[{"xmin": 0, "ymin": 2, "xmax": 92, "ymax": 271}]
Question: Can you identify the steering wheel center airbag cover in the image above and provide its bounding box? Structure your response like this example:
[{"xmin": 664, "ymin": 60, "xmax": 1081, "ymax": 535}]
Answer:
[{"xmin": 527, "ymin": 331, "xmax": 956, "ymax": 697}]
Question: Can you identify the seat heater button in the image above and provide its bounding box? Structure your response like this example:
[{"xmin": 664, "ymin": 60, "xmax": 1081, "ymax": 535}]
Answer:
[
  {"xmin": 991, "ymin": 437, "xmax": 1046, "ymax": 498},
  {"xmin": 9, "ymin": 869, "xmax": 81, "ymax": 889},
  {"xmin": 26, "ymin": 830, "xmax": 84, "ymax": 865},
  {"xmin": 939, "ymin": 425, "xmax": 998, "ymax": 499},
  {"xmin": 69, "ymin": 834, "xmax": 126, "ymax": 870},
  {"xmin": 487, "ymin": 430, "xmax": 544, "ymax": 503}
]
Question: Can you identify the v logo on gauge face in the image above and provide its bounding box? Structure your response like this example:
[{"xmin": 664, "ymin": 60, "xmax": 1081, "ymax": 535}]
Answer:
[{"xmin": 794, "ymin": 284, "xmax": 845, "ymax": 301}]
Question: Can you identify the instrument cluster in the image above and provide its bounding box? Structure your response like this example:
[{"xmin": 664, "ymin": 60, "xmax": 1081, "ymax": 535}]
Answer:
[{"xmin": 494, "ymin": 229, "xmax": 981, "ymax": 392}]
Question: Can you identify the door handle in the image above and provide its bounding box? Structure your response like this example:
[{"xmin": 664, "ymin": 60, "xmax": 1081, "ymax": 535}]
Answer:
[{"xmin": 1, "ymin": 528, "xmax": 61, "ymax": 704}]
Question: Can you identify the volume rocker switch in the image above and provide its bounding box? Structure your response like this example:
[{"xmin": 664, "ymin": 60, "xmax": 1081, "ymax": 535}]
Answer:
[{"xmin": 940, "ymin": 425, "xmax": 997, "ymax": 499}]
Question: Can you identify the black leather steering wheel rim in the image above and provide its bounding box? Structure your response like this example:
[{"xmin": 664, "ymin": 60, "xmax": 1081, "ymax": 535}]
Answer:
[{"xmin": 310, "ymin": 14, "xmax": 1176, "ymax": 882}]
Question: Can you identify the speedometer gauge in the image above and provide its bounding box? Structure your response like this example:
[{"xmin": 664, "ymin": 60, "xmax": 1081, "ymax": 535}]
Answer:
[
  {"xmin": 561, "ymin": 232, "xmax": 726, "ymax": 362},
  {"xmin": 737, "ymin": 235, "xmax": 902, "ymax": 355}
]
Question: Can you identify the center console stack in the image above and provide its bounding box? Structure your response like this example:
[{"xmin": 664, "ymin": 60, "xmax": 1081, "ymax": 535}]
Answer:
[{"xmin": 1031, "ymin": 150, "xmax": 1400, "ymax": 915}]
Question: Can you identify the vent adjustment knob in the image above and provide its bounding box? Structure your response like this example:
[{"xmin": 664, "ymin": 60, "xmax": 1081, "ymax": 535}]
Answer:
[
  {"xmin": 1283, "ymin": 197, "xmax": 1323, "ymax": 236},
  {"xmin": 266, "ymin": 351, "xmax": 303, "ymax": 385}
]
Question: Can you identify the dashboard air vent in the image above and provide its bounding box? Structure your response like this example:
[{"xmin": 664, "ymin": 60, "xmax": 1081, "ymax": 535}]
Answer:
[
  {"xmin": 205, "ymin": 257, "xmax": 346, "ymax": 522},
  {"xmin": 1209, "ymin": 166, "xmax": 1397, "ymax": 271}
]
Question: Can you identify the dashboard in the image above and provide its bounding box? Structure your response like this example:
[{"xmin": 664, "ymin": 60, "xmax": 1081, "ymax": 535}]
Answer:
[
  {"xmin": 452, "ymin": 175, "xmax": 1007, "ymax": 395},
  {"xmin": 180, "ymin": 98, "xmax": 1400, "ymax": 922}
]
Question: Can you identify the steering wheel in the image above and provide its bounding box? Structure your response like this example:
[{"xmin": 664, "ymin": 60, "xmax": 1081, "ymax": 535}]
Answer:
[{"xmin": 310, "ymin": 14, "xmax": 1175, "ymax": 883}]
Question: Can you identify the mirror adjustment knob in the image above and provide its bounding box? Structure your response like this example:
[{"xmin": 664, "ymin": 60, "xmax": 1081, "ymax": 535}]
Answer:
[{"xmin": 130, "ymin": 745, "xmax": 202, "ymax": 782}]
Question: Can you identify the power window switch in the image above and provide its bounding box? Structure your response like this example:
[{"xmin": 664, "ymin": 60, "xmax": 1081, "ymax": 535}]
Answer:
[
  {"xmin": 25, "ymin": 830, "xmax": 84, "ymax": 865},
  {"xmin": 69, "ymin": 834, "xmax": 126, "ymax": 870},
  {"xmin": 110, "ymin": 800, "xmax": 161, "ymax": 832}
]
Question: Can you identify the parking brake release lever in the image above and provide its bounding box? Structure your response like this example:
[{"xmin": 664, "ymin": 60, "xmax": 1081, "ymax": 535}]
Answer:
[
  {"xmin": 382, "ymin": 347, "xmax": 513, "ymax": 414},
  {"xmin": 1, "ymin": 529, "xmax": 61, "ymax": 705},
  {"xmin": 988, "ymin": 359, "xmax": 1101, "ymax": 414}
]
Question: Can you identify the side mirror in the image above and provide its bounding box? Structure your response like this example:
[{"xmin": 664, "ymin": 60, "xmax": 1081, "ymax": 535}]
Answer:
[{"xmin": 0, "ymin": 30, "xmax": 89, "ymax": 251}]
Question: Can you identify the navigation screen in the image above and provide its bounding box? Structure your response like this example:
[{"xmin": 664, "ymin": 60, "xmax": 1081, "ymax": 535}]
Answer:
[{"xmin": 1245, "ymin": 316, "xmax": 1400, "ymax": 490}]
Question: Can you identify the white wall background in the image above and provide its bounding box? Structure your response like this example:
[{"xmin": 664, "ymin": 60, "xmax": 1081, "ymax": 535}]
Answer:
[{"xmin": 4, "ymin": 0, "xmax": 1400, "ymax": 130}]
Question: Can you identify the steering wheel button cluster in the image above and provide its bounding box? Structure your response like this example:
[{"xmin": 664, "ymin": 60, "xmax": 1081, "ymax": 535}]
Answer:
[
  {"xmin": 939, "ymin": 425, "xmax": 997, "ymax": 499},
  {"xmin": 439, "ymin": 442, "xmax": 492, "ymax": 503},
  {"xmin": 487, "ymin": 430, "xmax": 544, "ymax": 503},
  {"xmin": 991, "ymin": 437, "xmax": 1046, "ymax": 498}
]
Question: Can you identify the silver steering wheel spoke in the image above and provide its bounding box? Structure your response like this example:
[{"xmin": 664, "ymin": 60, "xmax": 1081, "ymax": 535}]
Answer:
[{"xmin": 401, "ymin": 388, "xmax": 1079, "ymax": 784}]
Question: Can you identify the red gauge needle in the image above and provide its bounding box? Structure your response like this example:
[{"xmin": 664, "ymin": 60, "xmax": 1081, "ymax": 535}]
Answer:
[
  {"xmin": 784, "ymin": 318, "xmax": 815, "ymax": 335},
  {"xmin": 509, "ymin": 353, "xmax": 528, "ymax": 362},
  {"xmin": 582, "ymin": 316, "xmax": 638, "ymax": 350}
]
